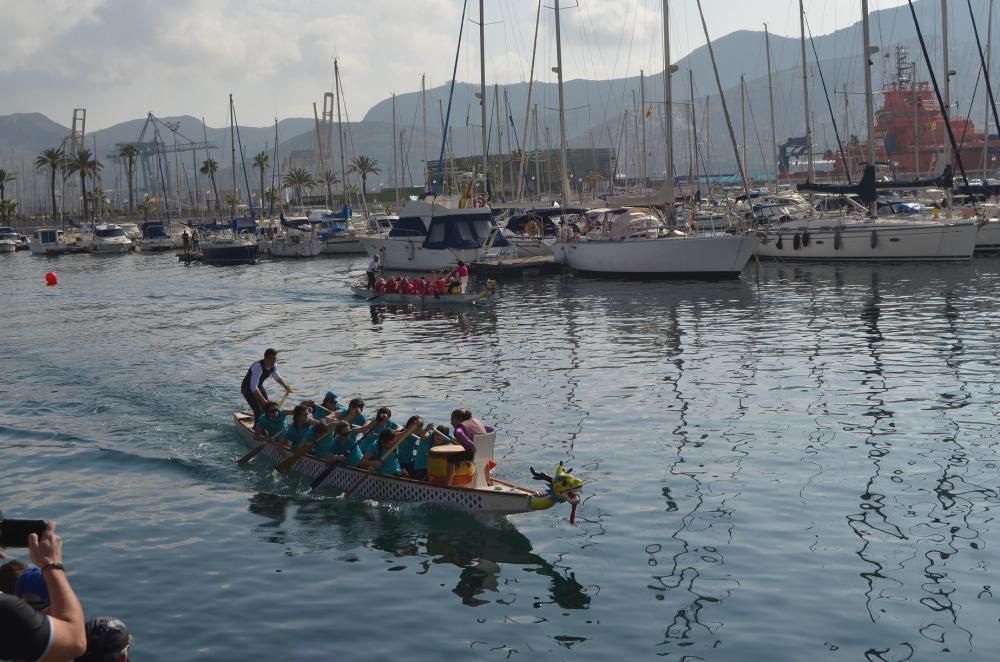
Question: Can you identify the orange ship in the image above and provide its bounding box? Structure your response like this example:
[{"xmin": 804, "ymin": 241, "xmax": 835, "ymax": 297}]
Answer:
[{"xmin": 781, "ymin": 47, "xmax": 1000, "ymax": 181}]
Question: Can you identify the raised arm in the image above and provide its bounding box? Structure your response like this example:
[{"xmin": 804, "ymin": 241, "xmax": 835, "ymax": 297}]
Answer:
[{"xmin": 30, "ymin": 522, "xmax": 87, "ymax": 662}]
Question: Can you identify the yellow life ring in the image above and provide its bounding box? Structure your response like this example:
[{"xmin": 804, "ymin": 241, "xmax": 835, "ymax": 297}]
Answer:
[{"xmin": 525, "ymin": 218, "xmax": 541, "ymax": 238}]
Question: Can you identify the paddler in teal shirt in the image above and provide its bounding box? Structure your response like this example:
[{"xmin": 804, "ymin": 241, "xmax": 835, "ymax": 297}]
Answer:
[
  {"xmin": 313, "ymin": 391, "xmax": 346, "ymax": 420},
  {"xmin": 254, "ymin": 402, "xmax": 288, "ymax": 441},
  {"xmin": 284, "ymin": 405, "xmax": 320, "ymax": 451}
]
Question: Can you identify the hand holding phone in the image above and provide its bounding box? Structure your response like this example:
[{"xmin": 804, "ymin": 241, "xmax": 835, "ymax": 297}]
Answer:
[{"xmin": 0, "ymin": 518, "xmax": 49, "ymax": 548}]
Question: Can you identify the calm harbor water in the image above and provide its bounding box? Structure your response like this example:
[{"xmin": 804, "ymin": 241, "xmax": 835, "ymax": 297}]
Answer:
[{"xmin": 2, "ymin": 250, "xmax": 1000, "ymax": 661}]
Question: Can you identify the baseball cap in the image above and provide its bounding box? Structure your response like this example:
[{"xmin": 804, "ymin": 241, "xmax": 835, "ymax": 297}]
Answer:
[
  {"xmin": 15, "ymin": 567, "xmax": 49, "ymax": 611},
  {"xmin": 324, "ymin": 391, "xmax": 338, "ymax": 403},
  {"xmin": 77, "ymin": 617, "xmax": 133, "ymax": 662}
]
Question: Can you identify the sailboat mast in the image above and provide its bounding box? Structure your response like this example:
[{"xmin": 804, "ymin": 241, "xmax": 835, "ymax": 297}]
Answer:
[
  {"xmin": 640, "ymin": 69, "xmax": 648, "ymax": 190},
  {"xmin": 942, "ymin": 0, "xmax": 951, "ymax": 173},
  {"xmin": 862, "ymin": 0, "xmax": 877, "ymax": 216},
  {"xmin": 695, "ymin": 0, "xmax": 753, "ymax": 204},
  {"xmin": 740, "ymin": 74, "xmax": 747, "ymax": 186},
  {"xmin": 479, "ymin": 0, "xmax": 489, "ymax": 200},
  {"xmin": 515, "ymin": 0, "xmax": 542, "ymax": 201},
  {"xmin": 983, "ymin": 0, "xmax": 994, "ymax": 178},
  {"xmin": 334, "ymin": 59, "xmax": 347, "ymax": 207},
  {"xmin": 554, "ymin": 0, "xmax": 571, "ymax": 210},
  {"xmin": 392, "ymin": 92, "xmax": 399, "ymax": 205},
  {"xmin": 313, "ymin": 102, "xmax": 331, "ymax": 207},
  {"xmin": 230, "ymin": 94, "xmax": 237, "ymax": 218},
  {"xmin": 690, "ymin": 69, "xmax": 699, "ymax": 202},
  {"xmin": 422, "ymin": 74, "xmax": 428, "ymax": 189},
  {"xmin": 799, "ymin": 0, "xmax": 815, "ymax": 180},
  {"xmin": 662, "ymin": 0, "xmax": 675, "ymax": 220},
  {"xmin": 765, "ymin": 23, "xmax": 778, "ymax": 184}
]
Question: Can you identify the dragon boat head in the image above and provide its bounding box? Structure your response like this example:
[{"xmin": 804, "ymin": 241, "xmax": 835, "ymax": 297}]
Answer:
[{"xmin": 529, "ymin": 462, "xmax": 584, "ymax": 523}]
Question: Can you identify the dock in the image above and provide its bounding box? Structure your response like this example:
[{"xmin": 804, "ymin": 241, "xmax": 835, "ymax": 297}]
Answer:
[{"xmin": 470, "ymin": 255, "xmax": 564, "ymax": 279}]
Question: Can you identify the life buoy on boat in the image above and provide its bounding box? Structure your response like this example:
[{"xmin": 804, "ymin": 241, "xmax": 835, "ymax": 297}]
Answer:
[
  {"xmin": 792, "ymin": 233, "xmax": 801, "ymax": 250},
  {"xmin": 801, "ymin": 230, "xmax": 810, "ymax": 247},
  {"xmin": 525, "ymin": 218, "xmax": 541, "ymax": 238},
  {"xmin": 834, "ymin": 230, "xmax": 842, "ymax": 250},
  {"xmin": 776, "ymin": 234, "xmax": 783, "ymax": 250},
  {"xmin": 870, "ymin": 230, "xmax": 878, "ymax": 249}
]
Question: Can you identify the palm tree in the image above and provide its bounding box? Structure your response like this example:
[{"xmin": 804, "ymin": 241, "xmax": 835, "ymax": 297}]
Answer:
[
  {"xmin": 34, "ymin": 148, "xmax": 64, "ymax": 222},
  {"xmin": 224, "ymin": 191, "xmax": 242, "ymax": 217},
  {"xmin": 319, "ymin": 169, "xmax": 339, "ymax": 204},
  {"xmin": 0, "ymin": 169, "xmax": 16, "ymax": 216},
  {"xmin": 253, "ymin": 152, "xmax": 269, "ymax": 213},
  {"xmin": 88, "ymin": 189, "xmax": 110, "ymax": 219},
  {"xmin": 118, "ymin": 145, "xmax": 140, "ymax": 214},
  {"xmin": 281, "ymin": 168, "xmax": 315, "ymax": 209},
  {"xmin": 348, "ymin": 155, "xmax": 380, "ymax": 199},
  {"xmin": 140, "ymin": 195, "xmax": 157, "ymax": 221},
  {"xmin": 64, "ymin": 149, "xmax": 101, "ymax": 221},
  {"xmin": 200, "ymin": 158, "xmax": 221, "ymax": 218},
  {"xmin": 0, "ymin": 199, "xmax": 16, "ymax": 224}
]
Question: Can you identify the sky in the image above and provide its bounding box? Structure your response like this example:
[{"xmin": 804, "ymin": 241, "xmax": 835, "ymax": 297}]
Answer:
[{"xmin": 1, "ymin": 0, "xmax": 914, "ymax": 130}]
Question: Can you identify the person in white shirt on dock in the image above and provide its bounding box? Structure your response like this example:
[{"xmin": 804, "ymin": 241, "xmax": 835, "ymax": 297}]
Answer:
[{"xmin": 366, "ymin": 255, "xmax": 382, "ymax": 289}]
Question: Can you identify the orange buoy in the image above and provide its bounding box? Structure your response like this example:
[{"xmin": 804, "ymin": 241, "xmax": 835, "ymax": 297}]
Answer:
[{"xmin": 44, "ymin": 272, "xmax": 58, "ymax": 286}]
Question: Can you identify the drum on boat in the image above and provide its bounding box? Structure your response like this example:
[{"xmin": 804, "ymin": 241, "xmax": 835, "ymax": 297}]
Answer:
[{"xmin": 427, "ymin": 444, "xmax": 475, "ymax": 486}]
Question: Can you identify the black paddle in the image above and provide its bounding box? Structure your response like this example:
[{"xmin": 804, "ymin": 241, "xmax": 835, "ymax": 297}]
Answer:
[
  {"xmin": 343, "ymin": 418, "xmax": 423, "ymax": 498},
  {"xmin": 237, "ymin": 428, "xmax": 287, "ymax": 465},
  {"xmin": 307, "ymin": 427, "xmax": 378, "ymax": 492}
]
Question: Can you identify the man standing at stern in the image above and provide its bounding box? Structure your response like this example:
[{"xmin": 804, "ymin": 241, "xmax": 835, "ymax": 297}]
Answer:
[{"xmin": 241, "ymin": 348, "xmax": 291, "ymax": 420}]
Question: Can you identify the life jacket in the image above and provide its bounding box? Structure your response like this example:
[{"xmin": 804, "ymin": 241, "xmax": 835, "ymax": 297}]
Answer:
[{"xmin": 241, "ymin": 360, "xmax": 274, "ymax": 393}]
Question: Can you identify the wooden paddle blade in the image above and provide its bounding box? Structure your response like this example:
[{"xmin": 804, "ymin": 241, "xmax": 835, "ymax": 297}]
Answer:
[
  {"xmin": 274, "ymin": 444, "xmax": 311, "ymax": 473},
  {"xmin": 237, "ymin": 443, "xmax": 268, "ymax": 465}
]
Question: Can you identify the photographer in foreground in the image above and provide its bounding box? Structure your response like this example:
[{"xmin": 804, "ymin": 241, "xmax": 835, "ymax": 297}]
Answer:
[{"xmin": 1, "ymin": 521, "xmax": 87, "ymax": 662}]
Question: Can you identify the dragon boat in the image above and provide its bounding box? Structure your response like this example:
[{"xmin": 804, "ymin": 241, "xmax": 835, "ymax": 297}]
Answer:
[
  {"xmin": 232, "ymin": 412, "xmax": 581, "ymax": 518},
  {"xmin": 350, "ymin": 281, "xmax": 496, "ymax": 306}
]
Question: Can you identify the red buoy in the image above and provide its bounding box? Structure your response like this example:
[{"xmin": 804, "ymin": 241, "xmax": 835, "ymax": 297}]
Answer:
[{"xmin": 44, "ymin": 272, "xmax": 58, "ymax": 286}]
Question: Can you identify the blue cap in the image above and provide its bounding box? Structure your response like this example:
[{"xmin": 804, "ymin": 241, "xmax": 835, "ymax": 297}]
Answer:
[
  {"xmin": 324, "ymin": 391, "xmax": 338, "ymax": 403},
  {"xmin": 16, "ymin": 567, "xmax": 49, "ymax": 611}
]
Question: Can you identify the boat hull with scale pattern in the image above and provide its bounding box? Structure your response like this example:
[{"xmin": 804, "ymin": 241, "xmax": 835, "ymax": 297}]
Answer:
[
  {"xmin": 233, "ymin": 412, "xmax": 542, "ymax": 515},
  {"xmin": 350, "ymin": 286, "xmax": 493, "ymax": 306}
]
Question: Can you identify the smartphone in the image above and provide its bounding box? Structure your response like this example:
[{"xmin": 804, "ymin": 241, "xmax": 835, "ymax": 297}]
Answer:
[{"xmin": 0, "ymin": 519, "xmax": 48, "ymax": 547}]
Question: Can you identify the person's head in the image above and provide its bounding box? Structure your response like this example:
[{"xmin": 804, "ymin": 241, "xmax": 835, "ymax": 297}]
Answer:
[
  {"xmin": 292, "ymin": 405, "xmax": 309, "ymax": 426},
  {"xmin": 450, "ymin": 408, "xmax": 472, "ymax": 426},
  {"xmin": 436, "ymin": 425, "xmax": 450, "ymax": 438},
  {"xmin": 322, "ymin": 391, "xmax": 338, "ymax": 408},
  {"xmin": 264, "ymin": 401, "xmax": 280, "ymax": 418},
  {"xmin": 378, "ymin": 429, "xmax": 396, "ymax": 447},
  {"xmin": 348, "ymin": 398, "xmax": 365, "ymax": 413},
  {"xmin": 16, "ymin": 567, "xmax": 49, "ymax": 612},
  {"xmin": 457, "ymin": 260, "xmax": 465, "ymax": 267},
  {"xmin": 263, "ymin": 348, "xmax": 278, "ymax": 367},
  {"xmin": 405, "ymin": 415, "xmax": 422, "ymax": 428},
  {"xmin": 77, "ymin": 616, "xmax": 132, "ymax": 662},
  {"xmin": 0, "ymin": 558, "xmax": 27, "ymax": 594},
  {"xmin": 373, "ymin": 255, "xmax": 379, "ymax": 262},
  {"xmin": 334, "ymin": 421, "xmax": 351, "ymax": 437},
  {"xmin": 375, "ymin": 407, "xmax": 391, "ymax": 422}
]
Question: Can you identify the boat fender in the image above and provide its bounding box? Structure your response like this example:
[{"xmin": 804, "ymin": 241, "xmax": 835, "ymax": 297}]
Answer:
[
  {"xmin": 408, "ymin": 241, "xmax": 416, "ymax": 261},
  {"xmin": 792, "ymin": 233, "xmax": 801, "ymax": 250},
  {"xmin": 834, "ymin": 230, "xmax": 842, "ymax": 250},
  {"xmin": 870, "ymin": 230, "xmax": 878, "ymax": 249},
  {"xmin": 528, "ymin": 463, "xmax": 583, "ymax": 523},
  {"xmin": 776, "ymin": 234, "xmax": 783, "ymax": 250},
  {"xmin": 801, "ymin": 230, "xmax": 810, "ymax": 247}
]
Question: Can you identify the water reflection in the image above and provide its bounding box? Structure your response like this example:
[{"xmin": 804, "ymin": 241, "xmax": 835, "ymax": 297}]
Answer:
[{"xmin": 246, "ymin": 494, "xmax": 591, "ymax": 610}]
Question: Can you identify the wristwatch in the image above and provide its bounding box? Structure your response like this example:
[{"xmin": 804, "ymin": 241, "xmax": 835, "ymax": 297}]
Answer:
[{"xmin": 41, "ymin": 562, "xmax": 65, "ymax": 573}]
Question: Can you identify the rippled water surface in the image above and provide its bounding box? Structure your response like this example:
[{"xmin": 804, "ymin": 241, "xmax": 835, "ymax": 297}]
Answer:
[{"xmin": 2, "ymin": 251, "xmax": 1000, "ymax": 661}]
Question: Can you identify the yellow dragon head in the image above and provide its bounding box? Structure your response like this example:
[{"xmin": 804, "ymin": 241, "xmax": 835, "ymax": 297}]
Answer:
[{"xmin": 529, "ymin": 463, "xmax": 584, "ymax": 522}]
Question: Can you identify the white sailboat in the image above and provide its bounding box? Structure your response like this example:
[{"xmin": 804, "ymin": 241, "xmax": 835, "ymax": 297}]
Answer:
[
  {"xmin": 0, "ymin": 226, "xmax": 17, "ymax": 253},
  {"xmin": 552, "ymin": 0, "xmax": 756, "ymax": 278},
  {"xmin": 756, "ymin": 0, "xmax": 978, "ymax": 262},
  {"xmin": 358, "ymin": 198, "xmax": 513, "ymax": 271}
]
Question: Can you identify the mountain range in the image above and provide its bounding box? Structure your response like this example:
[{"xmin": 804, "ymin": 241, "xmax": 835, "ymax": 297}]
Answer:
[{"xmin": 0, "ymin": 0, "xmax": 994, "ymax": 209}]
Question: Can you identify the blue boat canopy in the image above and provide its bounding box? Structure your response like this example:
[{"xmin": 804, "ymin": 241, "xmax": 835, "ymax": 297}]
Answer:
[{"xmin": 423, "ymin": 214, "xmax": 509, "ymax": 249}]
